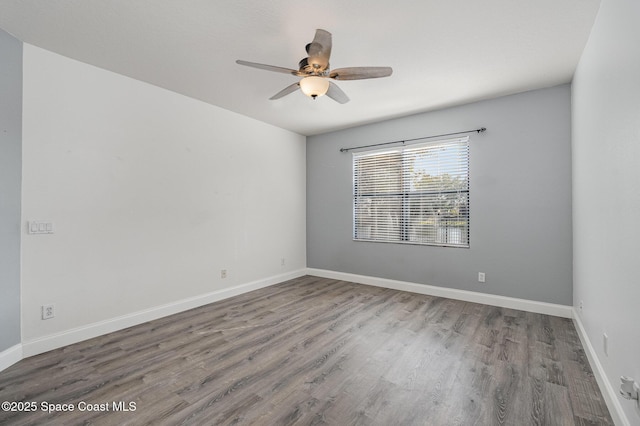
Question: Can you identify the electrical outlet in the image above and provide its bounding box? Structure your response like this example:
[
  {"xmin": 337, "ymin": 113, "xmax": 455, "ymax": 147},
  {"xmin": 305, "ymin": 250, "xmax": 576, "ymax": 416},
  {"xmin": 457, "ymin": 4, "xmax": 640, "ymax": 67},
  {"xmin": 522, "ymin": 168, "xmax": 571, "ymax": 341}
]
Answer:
[
  {"xmin": 579, "ymin": 300, "xmax": 584, "ymax": 312},
  {"xmin": 603, "ymin": 333, "xmax": 608, "ymax": 356},
  {"xmin": 281, "ymin": 258, "xmax": 285, "ymax": 267},
  {"xmin": 42, "ymin": 304, "xmax": 55, "ymax": 320},
  {"xmin": 478, "ymin": 272, "xmax": 486, "ymax": 283},
  {"xmin": 221, "ymin": 269, "xmax": 227, "ymax": 279}
]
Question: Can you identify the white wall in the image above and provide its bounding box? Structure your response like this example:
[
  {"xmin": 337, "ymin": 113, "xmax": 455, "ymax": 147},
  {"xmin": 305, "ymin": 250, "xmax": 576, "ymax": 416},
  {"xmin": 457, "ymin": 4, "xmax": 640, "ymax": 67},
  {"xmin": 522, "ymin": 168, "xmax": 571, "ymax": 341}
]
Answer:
[
  {"xmin": 572, "ymin": 0, "xmax": 640, "ymax": 423},
  {"xmin": 21, "ymin": 45, "xmax": 306, "ymax": 346}
]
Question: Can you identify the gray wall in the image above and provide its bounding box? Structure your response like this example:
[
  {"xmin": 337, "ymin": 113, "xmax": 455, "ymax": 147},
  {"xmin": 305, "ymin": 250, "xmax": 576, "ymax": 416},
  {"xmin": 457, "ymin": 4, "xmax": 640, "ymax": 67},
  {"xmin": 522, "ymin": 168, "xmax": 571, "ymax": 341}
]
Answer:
[
  {"xmin": 0, "ymin": 29, "xmax": 22, "ymax": 352},
  {"xmin": 308, "ymin": 85, "xmax": 572, "ymax": 305}
]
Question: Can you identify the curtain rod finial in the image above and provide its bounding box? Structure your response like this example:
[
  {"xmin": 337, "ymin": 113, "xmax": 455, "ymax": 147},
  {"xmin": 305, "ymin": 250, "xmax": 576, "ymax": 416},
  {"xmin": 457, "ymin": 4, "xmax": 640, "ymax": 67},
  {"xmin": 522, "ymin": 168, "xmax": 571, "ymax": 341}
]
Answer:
[{"xmin": 478, "ymin": 127, "xmax": 486, "ymax": 133}]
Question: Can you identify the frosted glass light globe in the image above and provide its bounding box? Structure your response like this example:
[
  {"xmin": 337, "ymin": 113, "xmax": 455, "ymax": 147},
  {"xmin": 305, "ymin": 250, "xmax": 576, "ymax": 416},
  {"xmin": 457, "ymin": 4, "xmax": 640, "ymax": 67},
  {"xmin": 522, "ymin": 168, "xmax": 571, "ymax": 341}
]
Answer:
[{"xmin": 299, "ymin": 76, "xmax": 329, "ymax": 99}]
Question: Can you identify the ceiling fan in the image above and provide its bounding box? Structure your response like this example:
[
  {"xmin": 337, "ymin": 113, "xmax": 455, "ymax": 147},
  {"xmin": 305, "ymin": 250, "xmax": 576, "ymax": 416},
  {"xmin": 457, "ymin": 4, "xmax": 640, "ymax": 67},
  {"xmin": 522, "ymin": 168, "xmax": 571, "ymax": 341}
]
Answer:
[{"xmin": 236, "ymin": 29, "xmax": 392, "ymax": 104}]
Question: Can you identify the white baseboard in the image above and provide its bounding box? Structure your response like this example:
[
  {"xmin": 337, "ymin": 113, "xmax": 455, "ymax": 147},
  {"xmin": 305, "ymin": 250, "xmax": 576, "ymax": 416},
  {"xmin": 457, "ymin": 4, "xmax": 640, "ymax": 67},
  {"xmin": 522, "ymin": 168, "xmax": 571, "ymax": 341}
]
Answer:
[
  {"xmin": 21, "ymin": 269, "xmax": 306, "ymax": 358},
  {"xmin": 306, "ymin": 268, "xmax": 573, "ymax": 318},
  {"xmin": 0, "ymin": 343, "xmax": 23, "ymax": 372},
  {"xmin": 572, "ymin": 309, "xmax": 629, "ymax": 426}
]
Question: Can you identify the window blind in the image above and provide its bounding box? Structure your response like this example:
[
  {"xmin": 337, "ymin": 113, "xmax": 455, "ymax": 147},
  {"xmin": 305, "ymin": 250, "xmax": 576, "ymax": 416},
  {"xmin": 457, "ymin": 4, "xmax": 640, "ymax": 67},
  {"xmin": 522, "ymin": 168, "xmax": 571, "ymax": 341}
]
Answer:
[{"xmin": 353, "ymin": 136, "xmax": 469, "ymax": 247}]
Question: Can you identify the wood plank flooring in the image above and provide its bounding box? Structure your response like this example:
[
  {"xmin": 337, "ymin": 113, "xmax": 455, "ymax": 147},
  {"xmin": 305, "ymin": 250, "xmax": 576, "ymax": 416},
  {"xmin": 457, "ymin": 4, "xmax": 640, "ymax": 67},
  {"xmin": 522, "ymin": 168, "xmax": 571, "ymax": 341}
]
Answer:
[{"xmin": 0, "ymin": 276, "xmax": 613, "ymax": 425}]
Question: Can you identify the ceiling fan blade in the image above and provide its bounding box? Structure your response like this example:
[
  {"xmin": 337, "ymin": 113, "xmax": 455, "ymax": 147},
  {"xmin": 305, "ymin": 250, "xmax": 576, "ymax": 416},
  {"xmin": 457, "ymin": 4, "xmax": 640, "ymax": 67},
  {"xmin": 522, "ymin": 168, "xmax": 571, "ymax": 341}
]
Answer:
[
  {"xmin": 329, "ymin": 67, "xmax": 393, "ymax": 80},
  {"xmin": 306, "ymin": 29, "xmax": 332, "ymax": 71},
  {"xmin": 236, "ymin": 60, "xmax": 300, "ymax": 76},
  {"xmin": 269, "ymin": 83, "xmax": 300, "ymax": 100},
  {"xmin": 326, "ymin": 81, "xmax": 349, "ymax": 104}
]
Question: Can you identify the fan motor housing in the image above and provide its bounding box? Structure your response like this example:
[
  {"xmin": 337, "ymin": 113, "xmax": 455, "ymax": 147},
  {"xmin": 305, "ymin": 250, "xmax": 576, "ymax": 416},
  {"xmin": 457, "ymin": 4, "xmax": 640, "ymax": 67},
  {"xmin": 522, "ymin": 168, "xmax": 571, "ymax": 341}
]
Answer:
[{"xmin": 298, "ymin": 57, "xmax": 328, "ymax": 75}]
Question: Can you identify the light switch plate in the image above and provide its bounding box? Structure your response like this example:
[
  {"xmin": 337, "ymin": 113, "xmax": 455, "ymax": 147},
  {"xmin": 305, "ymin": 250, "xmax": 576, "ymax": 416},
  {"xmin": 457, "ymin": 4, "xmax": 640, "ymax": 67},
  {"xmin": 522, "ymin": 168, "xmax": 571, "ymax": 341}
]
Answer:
[{"xmin": 28, "ymin": 221, "xmax": 54, "ymax": 234}]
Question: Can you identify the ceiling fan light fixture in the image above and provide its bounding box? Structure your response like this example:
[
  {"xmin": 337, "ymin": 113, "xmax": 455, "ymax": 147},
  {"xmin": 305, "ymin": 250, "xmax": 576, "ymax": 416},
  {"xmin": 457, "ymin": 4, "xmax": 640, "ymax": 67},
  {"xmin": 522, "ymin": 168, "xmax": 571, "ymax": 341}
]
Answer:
[
  {"xmin": 237, "ymin": 29, "xmax": 391, "ymax": 103},
  {"xmin": 299, "ymin": 76, "xmax": 329, "ymax": 99}
]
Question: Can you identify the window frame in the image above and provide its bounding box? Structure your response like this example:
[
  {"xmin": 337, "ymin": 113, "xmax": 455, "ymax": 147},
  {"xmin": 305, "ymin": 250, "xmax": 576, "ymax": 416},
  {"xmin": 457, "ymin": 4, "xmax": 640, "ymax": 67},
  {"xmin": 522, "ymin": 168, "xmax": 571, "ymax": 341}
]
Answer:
[{"xmin": 352, "ymin": 136, "xmax": 470, "ymax": 248}]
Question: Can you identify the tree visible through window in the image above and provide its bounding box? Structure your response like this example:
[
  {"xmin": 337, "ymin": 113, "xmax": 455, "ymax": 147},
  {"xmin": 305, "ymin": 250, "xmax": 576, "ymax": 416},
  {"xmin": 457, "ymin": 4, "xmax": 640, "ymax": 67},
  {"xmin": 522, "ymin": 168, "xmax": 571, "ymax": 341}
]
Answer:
[{"xmin": 353, "ymin": 136, "xmax": 469, "ymax": 247}]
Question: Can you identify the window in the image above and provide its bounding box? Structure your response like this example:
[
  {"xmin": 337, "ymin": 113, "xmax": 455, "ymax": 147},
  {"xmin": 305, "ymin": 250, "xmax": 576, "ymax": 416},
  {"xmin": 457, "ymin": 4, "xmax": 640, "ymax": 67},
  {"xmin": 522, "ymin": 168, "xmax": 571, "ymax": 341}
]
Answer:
[{"xmin": 353, "ymin": 136, "xmax": 469, "ymax": 247}]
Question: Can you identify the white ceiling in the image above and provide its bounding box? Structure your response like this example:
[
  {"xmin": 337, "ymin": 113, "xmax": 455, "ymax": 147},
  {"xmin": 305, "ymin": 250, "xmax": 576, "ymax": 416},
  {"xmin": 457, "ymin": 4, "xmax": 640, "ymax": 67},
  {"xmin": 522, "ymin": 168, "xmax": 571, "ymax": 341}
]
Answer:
[{"xmin": 0, "ymin": 0, "xmax": 600, "ymax": 136}]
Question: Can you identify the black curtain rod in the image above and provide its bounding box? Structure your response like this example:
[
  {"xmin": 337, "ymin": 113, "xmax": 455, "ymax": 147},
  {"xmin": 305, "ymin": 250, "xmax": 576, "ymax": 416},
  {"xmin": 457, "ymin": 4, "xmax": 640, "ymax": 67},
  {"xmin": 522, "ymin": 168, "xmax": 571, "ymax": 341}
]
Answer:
[{"xmin": 339, "ymin": 127, "xmax": 486, "ymax": 153}]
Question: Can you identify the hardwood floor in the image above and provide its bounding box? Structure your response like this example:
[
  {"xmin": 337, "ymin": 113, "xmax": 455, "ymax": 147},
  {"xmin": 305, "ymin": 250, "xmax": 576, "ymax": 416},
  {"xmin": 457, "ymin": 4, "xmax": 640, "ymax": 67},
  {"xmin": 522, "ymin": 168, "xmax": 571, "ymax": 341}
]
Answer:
[{"xmin": 0, "ymin": 276, "xmax": 612, "ymax": 425}]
